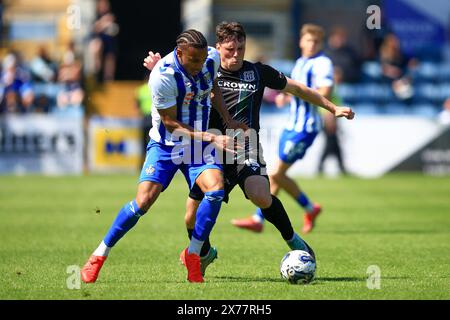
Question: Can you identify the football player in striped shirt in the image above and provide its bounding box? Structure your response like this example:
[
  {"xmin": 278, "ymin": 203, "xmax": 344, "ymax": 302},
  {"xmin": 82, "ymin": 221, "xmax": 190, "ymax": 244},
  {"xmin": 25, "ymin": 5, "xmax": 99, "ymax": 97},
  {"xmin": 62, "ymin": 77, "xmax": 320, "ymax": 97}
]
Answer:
[
  {"xmin": 143, "ymin": 22, "xmax": 353, "ymax": 276},
  {"xmin": 81, "ymin": 30, "xmax": 245, "ymax": 284}
]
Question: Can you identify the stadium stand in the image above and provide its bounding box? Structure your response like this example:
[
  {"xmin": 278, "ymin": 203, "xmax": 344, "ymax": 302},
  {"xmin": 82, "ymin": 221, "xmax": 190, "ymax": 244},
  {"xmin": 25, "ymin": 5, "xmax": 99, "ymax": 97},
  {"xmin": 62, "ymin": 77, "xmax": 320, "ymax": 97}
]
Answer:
[{"xmin": 336, "ymin": 60, "xmax": 450, "ymax": 117}]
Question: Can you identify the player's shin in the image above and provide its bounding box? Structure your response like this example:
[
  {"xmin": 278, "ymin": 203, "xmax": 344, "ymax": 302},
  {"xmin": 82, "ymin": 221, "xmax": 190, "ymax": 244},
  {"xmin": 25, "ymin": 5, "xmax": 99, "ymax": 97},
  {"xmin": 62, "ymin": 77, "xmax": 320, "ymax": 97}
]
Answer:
[
  {"xmin": 102, "ymin": 200, "xmax": 145, "ymax": 249},
  {"xmin": 189, "ymin": 190, "xmax": 224, "ymax": 255},
  {"xmin": 260, "ymin": 195, "xmax": 295, "ymax": 240}
]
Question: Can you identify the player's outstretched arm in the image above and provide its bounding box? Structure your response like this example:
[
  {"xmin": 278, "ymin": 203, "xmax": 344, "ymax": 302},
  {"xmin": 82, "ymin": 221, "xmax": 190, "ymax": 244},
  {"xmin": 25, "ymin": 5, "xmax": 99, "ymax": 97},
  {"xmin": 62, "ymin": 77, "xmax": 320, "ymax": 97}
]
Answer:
[{"xmin": 282, "ymin": 77, "xmax": 355, "ymax": 120}]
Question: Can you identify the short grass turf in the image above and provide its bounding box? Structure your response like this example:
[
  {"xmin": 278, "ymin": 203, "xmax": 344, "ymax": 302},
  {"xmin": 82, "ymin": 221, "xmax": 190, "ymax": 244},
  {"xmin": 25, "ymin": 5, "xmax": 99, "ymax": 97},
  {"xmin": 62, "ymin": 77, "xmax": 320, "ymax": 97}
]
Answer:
[{"xmin": 0, "ymin": 173, "xmax": 449, "ymax": 300}]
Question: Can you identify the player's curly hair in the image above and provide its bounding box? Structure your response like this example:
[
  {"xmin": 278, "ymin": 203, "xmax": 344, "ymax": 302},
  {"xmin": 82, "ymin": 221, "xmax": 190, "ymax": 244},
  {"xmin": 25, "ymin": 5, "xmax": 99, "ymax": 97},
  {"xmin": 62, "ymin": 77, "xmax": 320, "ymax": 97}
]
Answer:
[
  {"xmin": 216, "ymin": 21, "xmax": 246, "ymax": 44},
  {"xmin": 176, "ymin": 29, "xmax": 207, "ymax": 49}
]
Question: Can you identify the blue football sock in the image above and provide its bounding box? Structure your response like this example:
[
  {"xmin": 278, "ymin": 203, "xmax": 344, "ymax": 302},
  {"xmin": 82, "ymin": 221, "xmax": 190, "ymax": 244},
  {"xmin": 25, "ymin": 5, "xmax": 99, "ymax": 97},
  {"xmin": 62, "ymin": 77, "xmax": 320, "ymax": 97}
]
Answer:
[
  {"xmin": 190, "ymin": 190, "xmax": 224, "ymax": 255},
  {"xmin": 103, "ymin": 200, "xmax": 145, "ymax": 247},
  {"xmin": 253, "ymin": 208, "xmax": 265, "ymax": 223},
  {"xmin": 296, "ymin": 192, "xmax": 313, "ymax": 212}
]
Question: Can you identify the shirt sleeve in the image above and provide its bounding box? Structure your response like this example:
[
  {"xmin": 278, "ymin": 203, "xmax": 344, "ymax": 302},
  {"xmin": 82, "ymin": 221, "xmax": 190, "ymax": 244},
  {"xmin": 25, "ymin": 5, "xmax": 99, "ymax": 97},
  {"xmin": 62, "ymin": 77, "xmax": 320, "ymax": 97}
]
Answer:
[
  {"xmin": 314, "ymin": 57, "xmax": 334, "ymax": 88},
  {"xmin": 258, "ymin": 63, "xmax": 287, "ymax": 90},
  {"xmin": 207, "ymin": 46, "xmax": 221, "ymax": 80},
  {"xmin": 149, "ymin": 65, "xmax": 177, "ymax": 110}
]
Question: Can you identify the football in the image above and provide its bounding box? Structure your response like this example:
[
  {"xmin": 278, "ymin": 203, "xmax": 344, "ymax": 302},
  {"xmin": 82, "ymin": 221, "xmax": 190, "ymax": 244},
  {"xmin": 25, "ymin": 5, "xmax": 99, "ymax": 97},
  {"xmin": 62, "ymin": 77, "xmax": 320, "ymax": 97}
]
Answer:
[{"xmin": 280, "ymin": 250, "xmax": 316, "ymax": 284}]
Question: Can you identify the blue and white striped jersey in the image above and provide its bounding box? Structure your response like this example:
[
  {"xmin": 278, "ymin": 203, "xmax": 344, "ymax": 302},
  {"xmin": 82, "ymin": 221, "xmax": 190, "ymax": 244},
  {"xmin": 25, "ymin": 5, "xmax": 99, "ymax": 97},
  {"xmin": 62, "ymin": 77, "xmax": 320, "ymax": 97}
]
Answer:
[
  {"xmin": 149, "ymin": 46, "xmax": 220, "ymax": 146},
  {"xmin": 285, "ymin": 52, "xmax": 334, "ymax": 133}
]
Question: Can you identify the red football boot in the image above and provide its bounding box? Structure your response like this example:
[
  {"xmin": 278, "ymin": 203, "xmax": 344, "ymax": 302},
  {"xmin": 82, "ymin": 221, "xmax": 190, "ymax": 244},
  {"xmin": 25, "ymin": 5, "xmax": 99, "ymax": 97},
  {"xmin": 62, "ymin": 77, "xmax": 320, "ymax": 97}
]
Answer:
[
  {"xmin": 180, "ymin": 248, "xmax": 204, "ymax": 283},
  {"xmin": 302, "ymin": 204, "xmax": 322, "ymax": 234},
  {"xmin": 81, "ymin": 255, "xmax": 107, "ymax": 283},
  {"xmin": 231, "ymin": 216, "xmax": 263, "ymax": 233}
]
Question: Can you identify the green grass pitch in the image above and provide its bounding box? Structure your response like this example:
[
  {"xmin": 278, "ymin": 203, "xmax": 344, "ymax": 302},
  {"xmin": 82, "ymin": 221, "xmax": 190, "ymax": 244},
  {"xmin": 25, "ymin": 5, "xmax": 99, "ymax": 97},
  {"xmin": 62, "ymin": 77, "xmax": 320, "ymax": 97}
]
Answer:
[{"xmin": 1, "ymin": 173, "xmax": 449, "ymax": 300}]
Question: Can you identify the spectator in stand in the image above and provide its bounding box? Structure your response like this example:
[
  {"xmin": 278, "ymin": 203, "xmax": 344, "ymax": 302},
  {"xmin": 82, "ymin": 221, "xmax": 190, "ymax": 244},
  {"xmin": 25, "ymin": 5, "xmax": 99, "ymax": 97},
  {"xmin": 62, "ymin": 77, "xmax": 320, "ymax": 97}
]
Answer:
[
  {"xmin": 88, "ymin": 0, "xmax": 119, "ymax": 83},
  {"xmin": 325, "ymin": 26, "xmax": 361, "ymax": 83},
  {"xmin": 438, "ymin": 98, "xmax": 450, "ymax": 126},
  {"xmin": 29, "ymin": 45, "xmax": 60, "ymax": 113},
  {"xmin": 379, "ymin": 33, "xmax": 418, "ymax": 101},
  {"xmin": 0, "ymin": 52, "xmax": 34, "ymax": 114},
  {"xmin": 29, "ymin": 45, "xmax": 58, "ymax": 83},
  {"xmin": 56, "ymin": 43, "xmax": 84, "ymax": 109},
  {"xmin": 360, "ymin": 9, "xmax": 392, "ymax": 61},
  {"xmin": 380, "ymin": 33, "xmax": 410, "ymax": 81}
]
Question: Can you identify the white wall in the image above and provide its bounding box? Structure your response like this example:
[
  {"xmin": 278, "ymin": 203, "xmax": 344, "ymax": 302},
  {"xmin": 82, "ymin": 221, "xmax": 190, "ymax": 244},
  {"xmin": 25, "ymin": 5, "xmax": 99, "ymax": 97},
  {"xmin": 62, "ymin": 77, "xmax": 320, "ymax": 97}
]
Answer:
[{"xmin": 259, "ymin": 113, "xmax": 445, "ymax": 178}]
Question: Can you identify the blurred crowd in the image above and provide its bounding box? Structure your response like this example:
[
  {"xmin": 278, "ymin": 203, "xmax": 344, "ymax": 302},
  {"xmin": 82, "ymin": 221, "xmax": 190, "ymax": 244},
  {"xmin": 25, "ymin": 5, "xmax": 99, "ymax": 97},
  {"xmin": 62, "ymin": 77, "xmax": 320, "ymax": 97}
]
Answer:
[
  {"xmin": 0, "ymin": 43, "xmax": 84, "ymax": 115},
  {"xmin": 263, "ymin": 23, "xmax": 450, "ymax": 121},
  {"xmin": 2, "ymin": 4, "xmax": 448, "ymax": 119},
  {"xmin": 0, "ymin": 0, "xmax": 120, "ymax": 116}
]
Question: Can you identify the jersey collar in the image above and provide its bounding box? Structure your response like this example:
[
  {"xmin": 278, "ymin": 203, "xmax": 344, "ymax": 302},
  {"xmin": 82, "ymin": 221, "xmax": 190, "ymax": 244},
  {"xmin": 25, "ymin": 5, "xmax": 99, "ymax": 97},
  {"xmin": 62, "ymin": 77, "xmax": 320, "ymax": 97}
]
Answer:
[
  {"xmin": 301, "ymin": 51, "xmax": 324, "ymax": 60},
  {"xmin": 173, "ymin": 47, "xmax": 198, "ymax": 82}
]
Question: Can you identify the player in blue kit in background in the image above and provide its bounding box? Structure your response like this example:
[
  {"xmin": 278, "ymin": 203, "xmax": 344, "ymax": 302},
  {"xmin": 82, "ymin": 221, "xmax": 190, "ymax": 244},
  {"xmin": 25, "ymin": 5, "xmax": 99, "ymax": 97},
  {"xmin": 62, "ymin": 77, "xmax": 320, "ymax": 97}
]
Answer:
[
  {"xmin": 233, "ymin": 24, "xmax": 340, "ymax": 234},
  {"xmin": 81, "ymin": 29, "xmax": 245, "ymax": 283}
]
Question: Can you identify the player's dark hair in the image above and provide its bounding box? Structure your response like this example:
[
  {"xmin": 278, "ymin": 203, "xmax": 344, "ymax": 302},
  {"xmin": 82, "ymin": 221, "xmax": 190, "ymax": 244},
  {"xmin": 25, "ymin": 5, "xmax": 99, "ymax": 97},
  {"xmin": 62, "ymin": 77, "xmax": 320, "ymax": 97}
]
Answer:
[
  {"xmin": 176, "ymin": 29, "xmax": 207, "ymax": 49},
  {"xmin": 216, "ymin": 21, "xmax": 246, "ymax": 44}
]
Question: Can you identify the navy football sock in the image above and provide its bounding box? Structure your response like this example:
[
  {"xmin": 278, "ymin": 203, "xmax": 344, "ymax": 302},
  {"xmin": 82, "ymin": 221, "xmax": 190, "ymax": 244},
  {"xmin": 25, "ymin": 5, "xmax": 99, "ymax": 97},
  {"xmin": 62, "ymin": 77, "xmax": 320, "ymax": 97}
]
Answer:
[
  {"xmin": 190, "ymin": 190, "xmax": 224, "ymax": 255},
  {"xmin": 261, "ymin": 195, "xmax": 294, "ymax": 241},
  {"xmin": 296, "ymin": 192, "xmax": 313, "ymax": 212}
]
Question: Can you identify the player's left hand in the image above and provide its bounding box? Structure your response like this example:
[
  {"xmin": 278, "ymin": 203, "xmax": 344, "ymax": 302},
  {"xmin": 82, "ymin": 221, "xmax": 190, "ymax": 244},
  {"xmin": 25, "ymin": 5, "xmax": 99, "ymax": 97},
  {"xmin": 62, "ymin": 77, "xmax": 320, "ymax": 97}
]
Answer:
[
  {"xmin": 334, "ymin": 106, "xmax": 355, "ymax": 120},
  {"xmin": 143, "ymin": 51, "xmax": 161, "ymax": 71}
]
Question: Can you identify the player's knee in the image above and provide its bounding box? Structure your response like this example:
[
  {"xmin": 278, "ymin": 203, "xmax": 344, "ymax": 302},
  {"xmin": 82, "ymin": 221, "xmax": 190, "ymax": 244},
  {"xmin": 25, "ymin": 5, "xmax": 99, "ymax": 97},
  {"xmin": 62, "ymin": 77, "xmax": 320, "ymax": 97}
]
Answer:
[
  {"xmin": 203, "ymin": 180, "xmax": 224, "ymax": 193},
  {"xmin": 250, "ymin": 193, "xmax": 272, "ymax": 209},
  {"xmin": 198, "ymin": 170, "xmax": 224, "ymax": 192},
  {"xmin": 271, "ymin": 172, "xmax": 284, "ymax": 183},
  {"xmin": 136, "ymin": 192, "xmax": 157, "ymax": 213}
]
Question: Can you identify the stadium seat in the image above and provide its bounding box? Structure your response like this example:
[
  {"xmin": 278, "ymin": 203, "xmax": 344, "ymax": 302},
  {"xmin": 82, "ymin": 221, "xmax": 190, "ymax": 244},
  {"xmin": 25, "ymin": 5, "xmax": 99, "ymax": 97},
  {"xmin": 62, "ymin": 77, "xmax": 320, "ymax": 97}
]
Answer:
[
  {"xmin": 361, "ymin": 61, "xmax": 382, "ymax": 81},
  {"xmin": 437, "ymin": 63, "xmax": 450, "ymax": 81},
  {"xmin": 414, "ymin": 62, "xmax": 439, "ymax": 83},
  {"xmin": 336, "ymin": 84, "xmax": 358, "ymax": 104},
  {"xmin": 439, "ymin": 82, "xmax": 450, "ymax": 98},
  {"xmin": 33, "ymin": 83, "xmax": 64, "ymax": 98},
  {"xmin": 382, "ymin": 103, "xmax": 409, "ymax": 115},
  {"xmin": 352, "ymin": 103, "xmax": 379, "ymax": 115},
  {"xmin": 415, "ymin": 83, "xmax": 442, "ymax": 104},
  {"xmin": 267, "ymin": 59, "xmax": 295, "ymax": 76},
  {"xmin": 410, "ymin": 104, "xmax": 440, "ymax": 118}
]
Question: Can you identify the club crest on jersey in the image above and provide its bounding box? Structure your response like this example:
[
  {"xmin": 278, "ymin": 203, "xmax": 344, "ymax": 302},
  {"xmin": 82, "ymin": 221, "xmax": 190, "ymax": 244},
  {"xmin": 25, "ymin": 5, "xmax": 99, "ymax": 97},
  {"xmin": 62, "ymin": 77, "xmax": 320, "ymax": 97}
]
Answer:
[
  {"xmin": 154, "ymin": 95, "xmax": 167, "ymax": 105},
  {"xmin": 243, "ymin": 71, "xmax": 255, "ymax": 82},
  {"xmin": 203, "ymin": 73, "xmax": 211, "ymax": 84},
  {"xmin": 145, "ymin": 165, "xmax": 155, "ymax": 175}
]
